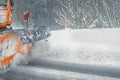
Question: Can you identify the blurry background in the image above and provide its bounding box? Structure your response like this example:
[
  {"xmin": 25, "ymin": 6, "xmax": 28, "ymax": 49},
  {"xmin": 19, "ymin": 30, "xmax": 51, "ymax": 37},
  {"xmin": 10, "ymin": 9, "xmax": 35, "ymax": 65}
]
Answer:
[{"xmin": 13, "ymin": 0, "xmax": 120, "ymax": 30}]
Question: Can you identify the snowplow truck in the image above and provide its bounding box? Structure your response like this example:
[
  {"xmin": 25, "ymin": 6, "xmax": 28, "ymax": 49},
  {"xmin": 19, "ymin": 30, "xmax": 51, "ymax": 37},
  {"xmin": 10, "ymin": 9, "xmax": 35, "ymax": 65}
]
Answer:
[{"xmin": 0, "ymin": 0, "xmax": 51, "ymax": 73}]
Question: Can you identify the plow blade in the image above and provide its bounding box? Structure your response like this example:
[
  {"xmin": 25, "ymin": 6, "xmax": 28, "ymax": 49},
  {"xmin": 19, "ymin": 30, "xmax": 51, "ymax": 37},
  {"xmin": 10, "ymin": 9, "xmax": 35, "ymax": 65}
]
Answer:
[
  {"xmin": 1, "ymin": 26, "xmax": 51, "ymax": 44},
  {"xmin": 15, "ymin": 26, "xmax": 51, "ymax": 44}
]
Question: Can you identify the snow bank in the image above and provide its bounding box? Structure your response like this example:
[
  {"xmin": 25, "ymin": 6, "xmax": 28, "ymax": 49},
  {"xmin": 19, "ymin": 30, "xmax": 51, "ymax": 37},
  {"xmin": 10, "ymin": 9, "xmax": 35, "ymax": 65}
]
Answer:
[{"xmin": 31, "ymin": 28, "xmax": 120, "ymax": 67}]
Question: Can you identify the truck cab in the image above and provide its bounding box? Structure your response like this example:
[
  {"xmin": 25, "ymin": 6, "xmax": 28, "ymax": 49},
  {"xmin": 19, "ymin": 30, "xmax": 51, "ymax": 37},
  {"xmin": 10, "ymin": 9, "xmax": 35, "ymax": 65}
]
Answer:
[
  {"xmin": 0, "ymin": 0, "xmax": 14, "ymax": 28},
  {"xmin": 0, "ymin": 0, "xmax": 14, "ymax": 7}
]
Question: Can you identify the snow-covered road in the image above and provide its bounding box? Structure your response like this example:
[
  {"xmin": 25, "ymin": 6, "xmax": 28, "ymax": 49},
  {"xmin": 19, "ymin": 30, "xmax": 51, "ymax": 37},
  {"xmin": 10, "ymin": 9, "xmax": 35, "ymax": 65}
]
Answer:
[{"xmin": 0, "ymin": 60, "xmax": 120, "ymax": 80}]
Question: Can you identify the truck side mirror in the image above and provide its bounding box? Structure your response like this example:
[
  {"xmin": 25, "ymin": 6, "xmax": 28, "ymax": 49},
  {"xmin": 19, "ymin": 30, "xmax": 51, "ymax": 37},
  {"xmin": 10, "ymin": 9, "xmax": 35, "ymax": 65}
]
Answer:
[{"xmin": 10, "ymin": 0, "xmax": 14, "ymax": 7}]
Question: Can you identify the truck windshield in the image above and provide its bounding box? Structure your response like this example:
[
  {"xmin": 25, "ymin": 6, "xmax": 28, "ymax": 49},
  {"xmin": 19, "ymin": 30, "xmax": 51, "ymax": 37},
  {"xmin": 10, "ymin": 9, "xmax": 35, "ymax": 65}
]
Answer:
[{"xmin": 0, "ymin": 0, "xmax": 7, "ymax": 6}]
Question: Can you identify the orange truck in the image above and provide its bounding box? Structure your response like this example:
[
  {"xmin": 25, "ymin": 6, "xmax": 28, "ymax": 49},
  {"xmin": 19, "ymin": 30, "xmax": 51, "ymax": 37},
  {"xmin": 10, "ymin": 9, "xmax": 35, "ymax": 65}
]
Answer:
[
  {"xmin": 0, "ymin": 0, "xmax": 51, "ymax": 72},
  {"xmin": 0, "ymin": 0, "xmax": 12, "ymax": 28}
]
